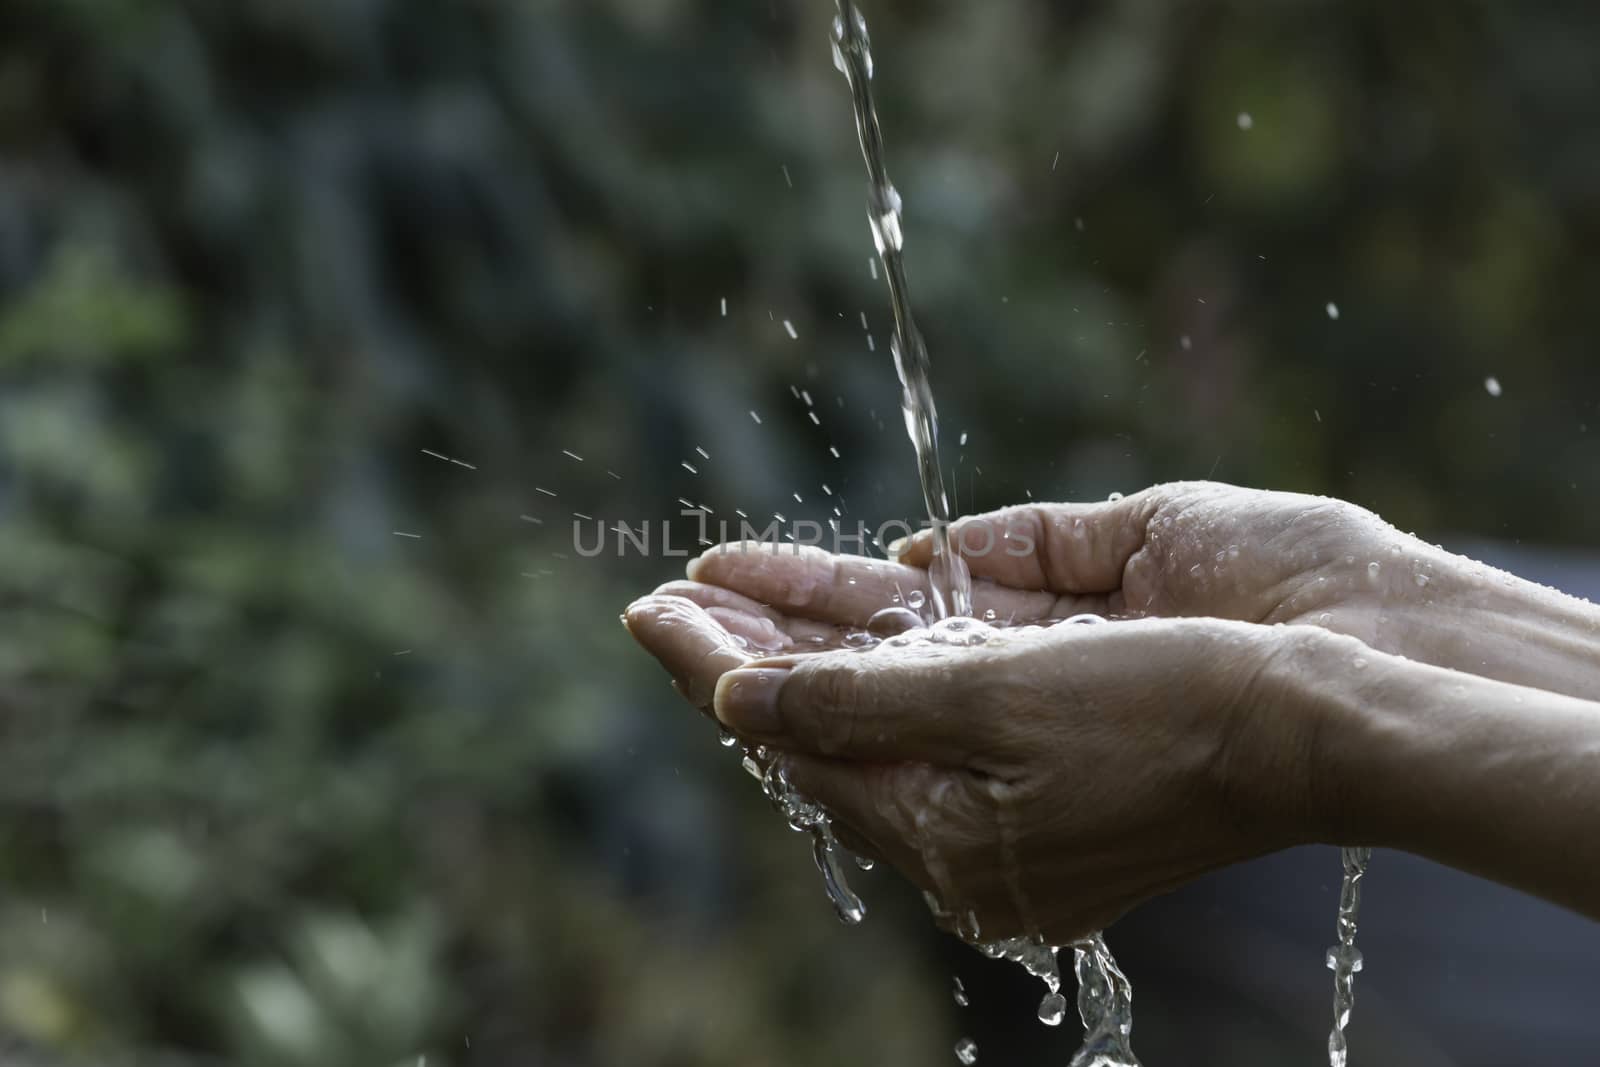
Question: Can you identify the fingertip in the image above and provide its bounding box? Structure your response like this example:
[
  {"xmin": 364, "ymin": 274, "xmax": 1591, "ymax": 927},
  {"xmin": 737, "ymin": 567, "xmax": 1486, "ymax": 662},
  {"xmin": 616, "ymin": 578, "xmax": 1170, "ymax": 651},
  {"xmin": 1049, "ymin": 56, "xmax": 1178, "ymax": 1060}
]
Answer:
[
  {"xmin": 898, "ymin": 528, "xmax": 933, "ymax": 566},
  {"xmin": 713, "ymin": 667, "xmax": 789, "ymax": 735}
]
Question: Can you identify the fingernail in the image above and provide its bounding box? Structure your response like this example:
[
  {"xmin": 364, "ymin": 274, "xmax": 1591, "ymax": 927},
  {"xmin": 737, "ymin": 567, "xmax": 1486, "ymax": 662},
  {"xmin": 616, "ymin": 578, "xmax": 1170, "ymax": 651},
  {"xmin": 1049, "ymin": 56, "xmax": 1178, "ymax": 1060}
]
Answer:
[
  {"xmin": 714, "ymin": 667, "xmax": 789, "ymax": 735},
  {"xmin": 886, "ymin": 536, "xmax": 908, "ymax": 559}
]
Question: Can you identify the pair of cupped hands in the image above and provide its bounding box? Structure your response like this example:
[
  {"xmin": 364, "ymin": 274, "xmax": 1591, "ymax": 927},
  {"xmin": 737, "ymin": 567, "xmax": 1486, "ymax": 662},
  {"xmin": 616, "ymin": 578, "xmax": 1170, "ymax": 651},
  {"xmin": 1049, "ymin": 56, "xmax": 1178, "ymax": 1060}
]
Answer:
[{"xmin": 624, "ymin": 481, "xmax": 1419, "ymax": 942}]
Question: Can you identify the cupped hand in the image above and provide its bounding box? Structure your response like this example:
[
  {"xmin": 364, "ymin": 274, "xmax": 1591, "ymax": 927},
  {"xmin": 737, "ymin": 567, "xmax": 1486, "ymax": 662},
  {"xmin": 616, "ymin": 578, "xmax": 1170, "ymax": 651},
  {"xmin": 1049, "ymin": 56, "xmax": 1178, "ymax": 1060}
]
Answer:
[
  {"xmin": 624, "ymin": 575, "xmax": 1322, "ymax": 944},
  {"xmin": 895, "ymin": 480, "xmax": 1404, "ymax": 640}
]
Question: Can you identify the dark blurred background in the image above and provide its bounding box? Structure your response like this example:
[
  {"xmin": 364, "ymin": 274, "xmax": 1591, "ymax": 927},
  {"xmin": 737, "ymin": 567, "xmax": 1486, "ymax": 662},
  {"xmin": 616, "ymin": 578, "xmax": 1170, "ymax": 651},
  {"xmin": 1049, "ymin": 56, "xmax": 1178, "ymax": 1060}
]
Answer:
[{"xmin": 0, "ymin": 0, "xmax": 1597, "ymax": 1064}]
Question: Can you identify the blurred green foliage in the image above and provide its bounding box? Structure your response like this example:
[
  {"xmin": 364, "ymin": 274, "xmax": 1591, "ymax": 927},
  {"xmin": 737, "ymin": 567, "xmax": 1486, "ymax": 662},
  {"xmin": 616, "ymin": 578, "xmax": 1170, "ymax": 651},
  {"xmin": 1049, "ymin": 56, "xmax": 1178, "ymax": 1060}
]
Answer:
[{"xmin": 0, "ymin": 0, "xmax": 1595, "ymax": 1064}]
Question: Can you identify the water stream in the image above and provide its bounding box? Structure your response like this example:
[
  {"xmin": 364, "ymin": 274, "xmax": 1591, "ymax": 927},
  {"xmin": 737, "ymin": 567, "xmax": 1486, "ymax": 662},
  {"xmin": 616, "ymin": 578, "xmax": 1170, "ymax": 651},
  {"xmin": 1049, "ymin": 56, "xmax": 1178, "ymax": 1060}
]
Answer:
[
  {"xmin": 830, "ymin": 0, "xmax": 969, "ymax": 621},
  {"xmin": 830, "ymin": 5, "xmax": 1138, "ymax": 1064},
  {"xmin": 1326, "ymin": 846, "xmax": 1372, "ymax": 1066}
]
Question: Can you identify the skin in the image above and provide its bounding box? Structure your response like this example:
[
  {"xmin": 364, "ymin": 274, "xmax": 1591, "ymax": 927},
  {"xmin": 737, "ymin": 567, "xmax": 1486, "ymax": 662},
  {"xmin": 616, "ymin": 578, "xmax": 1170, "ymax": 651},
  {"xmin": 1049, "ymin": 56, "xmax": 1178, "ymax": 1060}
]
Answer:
[
  {"xmin": 623, "ymin": 482, "xmax": 1600, "ymax": 943},
  {"xmin": 898, "ymin": 481, "xmax": 1600, "ymax": 701}
]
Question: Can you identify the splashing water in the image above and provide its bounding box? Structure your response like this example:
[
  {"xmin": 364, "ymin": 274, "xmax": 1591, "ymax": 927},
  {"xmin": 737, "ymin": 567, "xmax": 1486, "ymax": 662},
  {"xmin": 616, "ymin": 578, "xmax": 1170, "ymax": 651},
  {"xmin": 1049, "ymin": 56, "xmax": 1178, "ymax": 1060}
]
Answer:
[
  {"xmin": 1326, "ymin": 846, "xmax": 1372, "ymax": 1066},
  {"xmin": 831, "ymin": 0, "xmax": 969, "ymax": 619}
]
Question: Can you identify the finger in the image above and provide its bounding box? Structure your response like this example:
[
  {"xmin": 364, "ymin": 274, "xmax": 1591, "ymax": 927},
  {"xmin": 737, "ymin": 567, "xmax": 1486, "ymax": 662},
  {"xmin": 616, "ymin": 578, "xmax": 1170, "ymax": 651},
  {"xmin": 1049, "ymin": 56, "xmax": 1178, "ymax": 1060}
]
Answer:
[
  {"xmin": 711, "ymin": 642, "xmax": 1005, "ymax": 766},
  {"xmin": 623, "ymin": 594, "xmax": 753, "ymax": 709},
  {"xmin": 898, "ymin": 493, "xmax": 1156, "ymax": 594},
  {"xmin": 688, "ymin": 542, "xmax": 931, "ymax": 624},
  {"xmin": 687, "ymin": 541, "xmax": 1076, "ymax": 626},
  {"xmin": 651, "ymin": 579, "xmax": 847, "ymax": 649}
]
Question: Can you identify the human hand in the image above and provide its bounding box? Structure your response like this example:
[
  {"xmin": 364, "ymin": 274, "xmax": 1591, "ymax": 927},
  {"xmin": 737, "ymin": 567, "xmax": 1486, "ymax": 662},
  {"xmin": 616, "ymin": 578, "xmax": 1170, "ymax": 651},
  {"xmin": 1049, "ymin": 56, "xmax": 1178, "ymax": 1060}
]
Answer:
[
  {"xmin": 624, "ymin": 576, "xmax": 1322, "ymax": 944},
  {"xmin": 896, "ymin": 480, "xmax": 1395, "ymax": 631}
]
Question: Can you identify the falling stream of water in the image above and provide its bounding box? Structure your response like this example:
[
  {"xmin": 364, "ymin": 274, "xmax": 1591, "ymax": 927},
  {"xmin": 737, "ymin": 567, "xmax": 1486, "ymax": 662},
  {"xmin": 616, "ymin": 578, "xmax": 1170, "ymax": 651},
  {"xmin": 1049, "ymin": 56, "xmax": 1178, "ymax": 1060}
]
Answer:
[
  {"xmin": 829, "ymin": 4, "xmax": 1138, "ymax": 1064},
  {"xmin": 829, "ymin": 0, "xmax": 970, "ymax": 621},
  {"xmin": 1326, "ymin": 846, "xmax": 1372, "ymax": 1066}
]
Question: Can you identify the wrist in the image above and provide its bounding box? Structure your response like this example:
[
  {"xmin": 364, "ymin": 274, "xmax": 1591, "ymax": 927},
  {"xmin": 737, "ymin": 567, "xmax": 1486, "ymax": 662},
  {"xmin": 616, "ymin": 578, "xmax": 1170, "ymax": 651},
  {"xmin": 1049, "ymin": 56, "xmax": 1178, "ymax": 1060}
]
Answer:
[{"xmin": 1361, "ymin": 540, "xmax": 1600, "ymax": 701}]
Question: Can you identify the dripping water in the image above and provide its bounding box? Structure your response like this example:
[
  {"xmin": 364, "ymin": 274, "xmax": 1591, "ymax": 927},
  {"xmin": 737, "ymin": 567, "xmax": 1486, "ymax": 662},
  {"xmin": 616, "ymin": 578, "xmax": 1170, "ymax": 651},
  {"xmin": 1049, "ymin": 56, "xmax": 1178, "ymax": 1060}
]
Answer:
[{"xmin": 1326, "ymin": 846, "xmax": 1371, "ymax": 1066}]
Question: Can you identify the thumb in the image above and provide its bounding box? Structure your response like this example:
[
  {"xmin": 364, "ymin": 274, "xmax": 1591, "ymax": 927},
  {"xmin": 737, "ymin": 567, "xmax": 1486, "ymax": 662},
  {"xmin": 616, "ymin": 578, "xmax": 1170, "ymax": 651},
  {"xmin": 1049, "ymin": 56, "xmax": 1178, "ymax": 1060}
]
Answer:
[
  {"xmin": 712, "ymin": 643, "xmax": 1000, "ymax": 767},
  {"xmin": 898, "ymin": 493, "xmax": 1156, "ymax": 594}
]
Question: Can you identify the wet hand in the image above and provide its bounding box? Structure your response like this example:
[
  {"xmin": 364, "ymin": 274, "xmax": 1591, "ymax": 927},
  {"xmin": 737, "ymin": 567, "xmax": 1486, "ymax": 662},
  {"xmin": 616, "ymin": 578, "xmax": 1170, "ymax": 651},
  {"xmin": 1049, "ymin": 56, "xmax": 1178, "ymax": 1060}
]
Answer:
[
  {"xmin": 895, "ymin": 481, "xmax": 1402, "ymax": 640},
  {"xmin": 624, "ymin": 583, "xmax": 1320, "ymax": 943}
]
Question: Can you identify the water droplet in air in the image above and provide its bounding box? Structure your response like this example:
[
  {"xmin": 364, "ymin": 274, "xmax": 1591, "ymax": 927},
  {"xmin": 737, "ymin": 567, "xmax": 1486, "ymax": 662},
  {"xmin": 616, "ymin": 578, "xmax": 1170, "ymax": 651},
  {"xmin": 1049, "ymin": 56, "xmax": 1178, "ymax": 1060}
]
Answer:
[
  {"xmin": 1485, "ymin": 376, "xmax": 1502, "ymax": 397},
  {"xmin": 953, "ymin": 976, "xmax": 969, "ymax": 1007},
  {"xmin": 982, "ymin": 609, "xmax": 998, "ymax": 622},
  {"xmin": 959, "ymin": 431, "xmax": 969, "ymax": 445},
  {"xmin": 955, "ymin": 1037, "xmax": 979, "ymax": 1065},
  {"xmin": 854, "ymin": 853, "xmax": 875, "ymax": 871},
  {"xmin": 1037, "ymin": 991, "xmax": 1068, "ymax": 1026},
  {"xmin": 1236, "ymin": 111, "xmax": 1254, "ymax": 130},
  {"xmin": 1326, "ymin": 301, "xmax": 1341, "ymax": 320},
  {"xmin": 783, "ymin": 320, "xmax": 799, "ymax": 340}
]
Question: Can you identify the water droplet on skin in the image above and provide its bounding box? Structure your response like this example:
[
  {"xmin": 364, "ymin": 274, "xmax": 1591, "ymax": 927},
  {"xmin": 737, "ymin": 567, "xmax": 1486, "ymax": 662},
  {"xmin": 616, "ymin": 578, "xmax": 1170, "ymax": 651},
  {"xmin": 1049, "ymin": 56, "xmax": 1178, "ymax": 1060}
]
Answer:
[
  {"xmin": 718, "ymin": 728, "xmax": 739, "ymax": 748},
  {"xmin": 1037, "ymin": 991, "xmax": 1068, "ymax": 1026},
  {"xmin": 983, "ymin": 609, "xmax": 998, "ymax": 622},
  {"xmin": 1352, "ymin": 658, "xmax": 1367, "ymax": 671},
  {"xmin": 955, "ymin": 1037, "xmax": 979, "ymax": 1065},
  {"xmin": 1107, "ymin": 490, "xmax": 1124, "ymax": 501},
  {"xmin": 868, "ymin": 606, "xmax": 925, "ymax": 635},
  {"xmin": 854, "ymin": 853, "xmax": 875, "ymax": 871},
  {"xmin": 843, "ymin": 631, "xmax": 880, "ymax": 649},
  {"xmin": 906, "ymin": 589, "xmax": 927, "ymax": 610}
]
